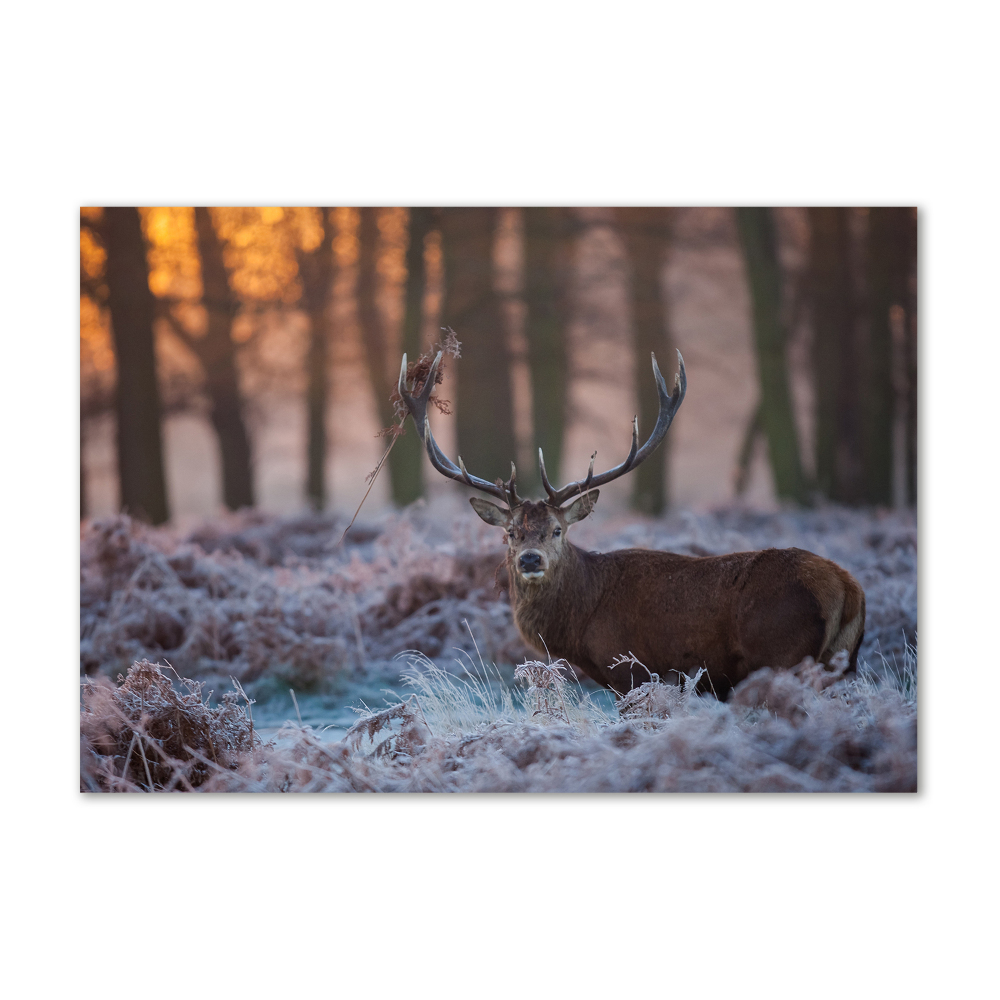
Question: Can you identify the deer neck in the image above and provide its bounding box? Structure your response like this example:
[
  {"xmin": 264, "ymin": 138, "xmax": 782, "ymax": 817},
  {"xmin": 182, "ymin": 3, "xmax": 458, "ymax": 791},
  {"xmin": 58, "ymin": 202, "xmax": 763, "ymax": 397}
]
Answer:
[{"xmin": 509, "ymin": 542, "xmax": 609, "ymax": 660}]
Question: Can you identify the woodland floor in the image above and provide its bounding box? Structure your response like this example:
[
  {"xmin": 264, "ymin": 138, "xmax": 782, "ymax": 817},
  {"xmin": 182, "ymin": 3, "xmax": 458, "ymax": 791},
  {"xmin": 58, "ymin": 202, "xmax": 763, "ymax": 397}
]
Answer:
[{"xmin": 80, "ymin": 499, "xmax": 917, "ymax": 792}]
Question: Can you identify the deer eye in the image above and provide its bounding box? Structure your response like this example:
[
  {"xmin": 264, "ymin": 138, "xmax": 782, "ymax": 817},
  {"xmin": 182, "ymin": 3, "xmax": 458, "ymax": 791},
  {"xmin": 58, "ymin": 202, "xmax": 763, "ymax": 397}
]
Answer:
[{"xmin": 553, "ymin": 527, "xmax": 561, "ymax": 538}]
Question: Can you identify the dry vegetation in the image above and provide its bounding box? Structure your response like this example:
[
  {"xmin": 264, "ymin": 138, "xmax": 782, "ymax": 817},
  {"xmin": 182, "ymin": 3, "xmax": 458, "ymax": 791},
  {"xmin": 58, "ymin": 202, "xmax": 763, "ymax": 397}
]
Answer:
[{"xmin": 80, "ymin": 502, "xmax": 917, "ymax": 792}]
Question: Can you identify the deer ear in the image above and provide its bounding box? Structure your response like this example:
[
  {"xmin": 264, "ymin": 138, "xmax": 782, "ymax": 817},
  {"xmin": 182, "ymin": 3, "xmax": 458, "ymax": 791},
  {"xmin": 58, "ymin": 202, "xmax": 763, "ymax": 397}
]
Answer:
[
  {"xmin": 563, "ymin": 490, "xmax": 599, "ymax": 524},
  {"xmin": 469, "ymin": 497, "xmax": 510, "ymax": 527}
]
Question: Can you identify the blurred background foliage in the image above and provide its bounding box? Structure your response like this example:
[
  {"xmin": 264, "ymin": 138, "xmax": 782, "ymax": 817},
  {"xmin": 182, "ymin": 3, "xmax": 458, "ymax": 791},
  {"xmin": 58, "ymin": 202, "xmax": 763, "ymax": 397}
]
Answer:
[{"xmin": 79, "ymin": 206, "xmax": 917, "ymax": 526}]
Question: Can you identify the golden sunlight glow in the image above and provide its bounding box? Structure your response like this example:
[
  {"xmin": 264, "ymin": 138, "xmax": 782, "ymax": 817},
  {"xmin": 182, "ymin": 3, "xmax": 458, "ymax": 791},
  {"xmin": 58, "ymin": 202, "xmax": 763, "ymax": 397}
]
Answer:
[
  {"xmin": 332, "ymin": 207, "xmax": 360, "ymax": 267},
  {"xmin": 82, "ymin": 207, "xmax": 409, "ymax": 386},
  {"xmin": 378, "ymin": 207, "xmax": 408, "ymax": 284},
  {"xmin": 80, "ymin": 225, "xmax": 106, "ymax": 283},
  {"xmin": 80, "ymin": 294, "xmax": 114, "ymax": 372},
  {"xmin": 211, "ymin": 207, "xmax": 311, "ymax": 304},
  {"xmin": 140, "ymin": 207, "xmax": 202, "ymax": 300}
]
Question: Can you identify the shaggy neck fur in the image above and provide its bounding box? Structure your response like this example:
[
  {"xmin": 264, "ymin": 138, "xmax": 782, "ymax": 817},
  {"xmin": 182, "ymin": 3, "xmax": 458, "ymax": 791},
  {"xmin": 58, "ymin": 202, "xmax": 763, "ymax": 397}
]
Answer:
[{"xmin": 508, "ymin": 541, "xmax": 615, "ymax": 663}]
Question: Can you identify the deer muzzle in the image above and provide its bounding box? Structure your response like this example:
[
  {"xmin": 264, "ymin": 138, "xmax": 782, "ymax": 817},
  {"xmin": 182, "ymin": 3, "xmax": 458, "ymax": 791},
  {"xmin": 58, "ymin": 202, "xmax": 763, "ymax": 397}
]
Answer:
[{"xmin": 518, "ymin": 549, "xmax": 546, "ymax": 582}]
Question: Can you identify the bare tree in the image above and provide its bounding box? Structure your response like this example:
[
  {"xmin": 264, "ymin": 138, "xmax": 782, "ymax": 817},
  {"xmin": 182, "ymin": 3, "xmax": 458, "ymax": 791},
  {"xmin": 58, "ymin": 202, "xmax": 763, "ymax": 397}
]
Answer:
[
  {"xmin": 522, "ymin": 207, "xmax": 572, "ymax": 497},
  {"xmin": 356, "ymin": 207, "xmax": 414, "ymax": 505},
  {"xmin": 80, "ymin": 213, "xmax": 115, "ymax": 519},
  {"xmin": 102, "ymin": 208, "xmax": 169, "ymax": 524},
  {"xmin": 296, "ymin": 209, "xmax": 335, "ymax": 511},
  {"xmin": 906, "ymin": 227, "xmax": 917, "ymax": 507},
  {"xmin": 156, "ymin": 208, "xmax": 257, "ymax": 511},
  {"xmin": 865, "ymin": 207, "xmax": 917, "ymax": 506},
  {"xmin": 439, "ymin": 208, "xmax": 517, "ymax": 485},
  {"xmin": 618, "ymin": 207, "xmax": 676, "ymax": 514},
  {"xmin": 808, "ymin": 207, "xmax": 863, "ymax": 503},
  {"xmin": 735, "ymin": 208, "xmax": 808, "ymax": 504},
  {"xmin": 392, "ymin": 207, "xmax": 439, "ymax": 505}
]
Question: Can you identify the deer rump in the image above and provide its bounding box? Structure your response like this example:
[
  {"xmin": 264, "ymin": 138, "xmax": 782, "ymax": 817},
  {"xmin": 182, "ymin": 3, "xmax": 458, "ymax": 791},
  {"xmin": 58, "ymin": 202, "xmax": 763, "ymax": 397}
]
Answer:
[{"xmin": 509, "ymin": 543, "xmax": 866, "ymax": 699}]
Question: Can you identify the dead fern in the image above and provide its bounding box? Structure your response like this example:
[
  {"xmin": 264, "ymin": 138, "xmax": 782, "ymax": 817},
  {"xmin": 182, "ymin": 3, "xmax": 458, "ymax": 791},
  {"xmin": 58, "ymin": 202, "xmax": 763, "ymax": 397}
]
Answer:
[
  {"xmin": 386, "ymin": 325, "xmax": 462, "ymax": 429},
  {"xmin": 514, "ymin": 658, "xmax": 572, "ymax": 721},
  {"xmin": 343, "ymin": 696, "xmax": 432, "ymax": 760},
  {"xmin": 617, "ymin": 667, "xmax": 706, "ymax": 725},
  {"xmin": 80, "ymin": 658, "xmax": 264, "ymax": 791}
]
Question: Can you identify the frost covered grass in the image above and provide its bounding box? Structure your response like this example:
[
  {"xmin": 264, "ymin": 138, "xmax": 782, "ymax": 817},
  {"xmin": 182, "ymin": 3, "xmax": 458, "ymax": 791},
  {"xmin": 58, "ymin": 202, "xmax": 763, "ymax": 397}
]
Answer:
[
  {"xmin": 80, "ymin": 502, "xmax": 917, "ymax": 792},
  {"xmin": 81, "ymin": 648, "xmax": 916, "ymax": 792},
  {"xmin": 394, "ymin": 648, "xmax": 618, "ymax": 735}
]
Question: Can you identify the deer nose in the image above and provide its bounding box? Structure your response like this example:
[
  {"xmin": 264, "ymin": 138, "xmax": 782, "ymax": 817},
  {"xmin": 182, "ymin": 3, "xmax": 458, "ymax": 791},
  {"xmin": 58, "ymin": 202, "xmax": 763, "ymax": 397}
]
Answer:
[{"xmin": 519, "ymin": 550, "xmax": 543, "ymax": 573}]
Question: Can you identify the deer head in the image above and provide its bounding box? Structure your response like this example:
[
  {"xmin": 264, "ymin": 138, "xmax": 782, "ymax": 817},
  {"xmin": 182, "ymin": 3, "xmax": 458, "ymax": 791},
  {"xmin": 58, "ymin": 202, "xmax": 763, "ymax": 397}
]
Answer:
[
  {"xmin": 396, "ymin": 348, "xmax": 686, "ymax": 585},
  {"xmin": 467, "ymin": 494, "xmax": 599, "ymax": 585}
]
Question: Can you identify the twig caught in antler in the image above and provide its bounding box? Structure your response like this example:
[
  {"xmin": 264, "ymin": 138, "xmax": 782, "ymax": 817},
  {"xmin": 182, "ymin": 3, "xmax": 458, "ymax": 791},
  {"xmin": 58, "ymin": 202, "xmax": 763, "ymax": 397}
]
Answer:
[{"xmin": 337, "ymin": 329, "xmax": 462, "ymax": 547}]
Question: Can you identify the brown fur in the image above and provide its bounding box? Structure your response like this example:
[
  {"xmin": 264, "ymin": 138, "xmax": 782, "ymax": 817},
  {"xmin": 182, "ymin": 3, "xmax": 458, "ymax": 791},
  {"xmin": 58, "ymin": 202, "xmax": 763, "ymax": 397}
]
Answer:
[{"xmin": 473, "ymin": 497, "xmax": 866, "ymax": 699}]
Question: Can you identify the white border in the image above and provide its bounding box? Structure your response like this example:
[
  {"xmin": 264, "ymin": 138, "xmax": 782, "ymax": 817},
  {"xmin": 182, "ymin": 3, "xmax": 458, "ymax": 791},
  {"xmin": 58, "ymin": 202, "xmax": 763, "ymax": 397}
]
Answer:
[{"xmin": 3, "ymin": 2, "xmax": 995, "ymax": 996}]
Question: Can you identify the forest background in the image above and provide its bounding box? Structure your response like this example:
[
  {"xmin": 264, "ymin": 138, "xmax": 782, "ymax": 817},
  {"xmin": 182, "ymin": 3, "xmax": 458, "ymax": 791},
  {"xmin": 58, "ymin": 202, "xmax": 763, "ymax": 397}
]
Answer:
[{"xmin": 80, "ymin": 206, "xmax": 916, "ymax": 525}]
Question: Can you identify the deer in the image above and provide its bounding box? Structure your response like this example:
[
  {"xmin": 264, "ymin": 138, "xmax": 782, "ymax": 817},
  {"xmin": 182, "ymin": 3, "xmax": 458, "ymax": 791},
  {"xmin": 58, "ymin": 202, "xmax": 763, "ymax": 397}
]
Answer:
[{"xmin": 396, "ymin": 349, "xmax": 866, "ymax": 699}]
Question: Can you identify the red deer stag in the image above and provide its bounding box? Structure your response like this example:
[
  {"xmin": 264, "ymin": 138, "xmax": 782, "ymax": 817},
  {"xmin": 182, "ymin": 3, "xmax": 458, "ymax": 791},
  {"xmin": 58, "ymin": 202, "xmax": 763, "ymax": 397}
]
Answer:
[{"xmin": 397, "ymin": 350, "xmax": 865, "ymax": 698}]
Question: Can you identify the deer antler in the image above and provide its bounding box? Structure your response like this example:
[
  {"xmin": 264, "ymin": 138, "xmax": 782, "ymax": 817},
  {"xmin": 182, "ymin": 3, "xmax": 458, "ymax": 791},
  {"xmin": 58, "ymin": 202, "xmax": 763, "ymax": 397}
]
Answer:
[
  {"xmin": 538, "ymin": 350, "xmax": 686, "ymax": 507},
  {"xmin": 397, "ymin": 351, "xmax": 521, "ymax": 507}
]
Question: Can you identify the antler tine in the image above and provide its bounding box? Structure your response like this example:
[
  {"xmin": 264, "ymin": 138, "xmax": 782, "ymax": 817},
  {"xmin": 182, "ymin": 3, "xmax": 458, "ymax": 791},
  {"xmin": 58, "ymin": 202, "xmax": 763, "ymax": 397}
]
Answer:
[
  {"xmin": 538, "ymin": 448, "xmax": 559, "ymax": 502},
  {"xmin": 398, "ymin": 351, "xmax": 443, "ymax": 446},
  {"xmin": 544, "ymin": 350, "xmax": 687, "ymax": 507},
  {"xmin": 495, "ymin": 460, "xmax": 522, "ymax": 505},
  {"xmin": 626, "ymin": 416, "xmax": 639, "ymax": 469},
  {"xmin": 395, "ymin": 351, "xmax": 510, "ymax": 505},
  {"xmin": 424, "ymin": 420, "xmax": 509, "ymax": 503},
  {"xmin": 397, "ymin": 352, "xmax": 409, "ymax": 399},
  {"xmin": 506, "ymin": 462, "xmax": 521, "ymax": 506},
  {"xmin": 632, "ymin": 349, "xmax": 686, "ymax": 465}
]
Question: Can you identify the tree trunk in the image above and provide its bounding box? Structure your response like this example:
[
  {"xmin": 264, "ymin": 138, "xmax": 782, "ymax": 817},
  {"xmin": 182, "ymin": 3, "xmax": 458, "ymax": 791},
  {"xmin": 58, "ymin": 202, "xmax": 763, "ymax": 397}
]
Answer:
[
  {"xmin": 193, "ymin": 207, "xmax": 255, "ymax": 510},
  {"xmin": 392, "ymin": 207, "xmax": 438, "ymax": 505},
  {"xmin": 80, "ymin": 420, "xmax": 88, "ymax": 520},
  {"xmin": 297, "ymin": 209, "xmax": 335, "ymax": 511},
  {"xmin": 808, "ymin": 207, "xmax": 863, "ymax": 503},
  {"xmin": 735, "ymin": 208, "xmax": 808, "ymax": 504},
  {"xmin": 356, "ymin": 207, "xmax": 411, "ymax": 506},
  {"xmin": 906, "ymin": 235, "xmax": 918, "ymax": 506},
  {"xmin": 619, "ymin": 207, "xmax": 675, "ymax": 515},
  {"xmin": 439, "ymin": 208, "xmax": 517, "ymax": 486},
  {"xmin": 522, "ymin": 207, "xmax": 571, "ymax": 497},
  {"xmin": 864, "ymin": 208, "xmax": 916, "ymax": 506},
  {"xmin": 103, "ymin": 207, "xmax": 170, "ymax": 524}
]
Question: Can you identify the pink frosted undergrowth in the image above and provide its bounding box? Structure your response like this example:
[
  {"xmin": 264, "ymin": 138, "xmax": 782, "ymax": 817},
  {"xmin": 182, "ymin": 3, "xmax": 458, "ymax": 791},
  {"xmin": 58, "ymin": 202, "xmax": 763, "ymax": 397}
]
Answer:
[
  {"xmin": 80, "ymin": 503, "xmax": 917, "ymax": 792},
  {"xmin": 80, "ymin": 503, "xmax": 916, "ymax": 688},
  {"xmin": 80, "ymin": 508, "xmax": 530, "ymax": 689},
  {"xmin": 80, "ymin": 659, "xmax": 265, "ymax": 791},
  {"xmin": 82, "ymin": 650, "xmax": 916, "ymax": 792}
]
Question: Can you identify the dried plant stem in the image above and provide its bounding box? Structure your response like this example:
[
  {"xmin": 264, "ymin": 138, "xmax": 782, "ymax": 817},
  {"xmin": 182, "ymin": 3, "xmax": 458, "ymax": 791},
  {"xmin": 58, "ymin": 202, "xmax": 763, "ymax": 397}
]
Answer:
[
  {"xmin": 206, "ymin": 730, "xmax": 219, "ymax": 765},
  {"xmin": 231, "ymin": 677, "xmax": 254, "ymax": 743},
  {"xmin": 122, "ymin": 731, "xmax": 138, "ymax": 782},
  {"xmin": 409, "ymin": 694, "xmax": 433, "ymax": 738},
  {"xmin": 337, "ymin": 428, "xmax": 401, "ymax": 548},
  {"xmin": 142, "ymin": 735, "xmax": 196, "ymax": 792},
  {"xmin": 136, "ymin": 732, "xmax": 153, "ymax": 791}
]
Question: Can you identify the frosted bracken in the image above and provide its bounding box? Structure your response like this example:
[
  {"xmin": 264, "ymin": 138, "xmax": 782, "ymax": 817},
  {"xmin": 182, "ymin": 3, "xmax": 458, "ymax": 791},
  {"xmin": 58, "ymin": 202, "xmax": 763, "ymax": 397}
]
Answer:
[{"xmin": 80, "ymin": 503, "xmax": 917, "ymax": 792}]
